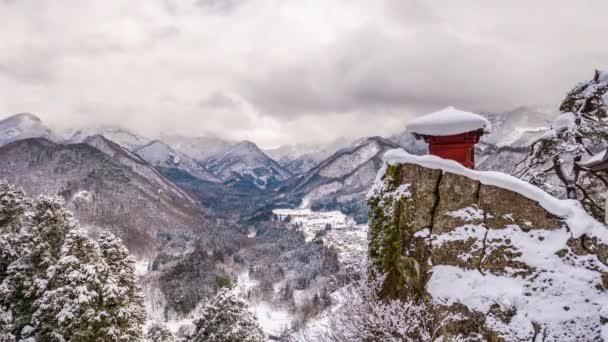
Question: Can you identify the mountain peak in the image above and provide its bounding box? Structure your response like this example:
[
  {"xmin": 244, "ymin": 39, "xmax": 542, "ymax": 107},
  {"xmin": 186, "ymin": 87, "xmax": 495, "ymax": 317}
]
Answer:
[
  {"xmin": 230, "ymin": 140, "xmax": 263, "ymax": 153},
  {"xmin": 5, "ymin": 112, "xmax": 41, "ymax": 122},
  {"xmin": 0, "ymin": 112, "xmax": 53, "ymax": 146}
]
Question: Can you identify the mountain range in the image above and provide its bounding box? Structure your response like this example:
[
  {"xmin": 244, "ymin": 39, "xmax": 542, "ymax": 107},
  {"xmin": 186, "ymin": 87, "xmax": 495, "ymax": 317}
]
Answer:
[{"xmin": 0, "ymin": 106, "xmax": 556, "ymax": 253}]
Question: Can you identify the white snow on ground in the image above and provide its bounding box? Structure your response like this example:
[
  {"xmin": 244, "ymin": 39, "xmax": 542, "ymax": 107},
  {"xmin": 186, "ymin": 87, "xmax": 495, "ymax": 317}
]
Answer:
[
  {"xmin": 251, "ymin": 302, "xmax": 291, "ymax": 337},
  {"xmin": 273, "ymin": 208, "xmax": 368, "ymax": 266},
  {"xmin": 135, "ymin": 260, "xmax": 150, "ymax": 276},
  {"xmin": 273, "ymin": 208, "xmax": 356, "ymax": 242},
  {"xmin": 406, "ymin": 106, "xmax": 491, "ymax": 136}
]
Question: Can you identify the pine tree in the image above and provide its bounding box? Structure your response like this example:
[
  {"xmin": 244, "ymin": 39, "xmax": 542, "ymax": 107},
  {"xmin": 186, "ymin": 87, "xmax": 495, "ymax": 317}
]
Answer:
[
  {"xmin": 191, "ymin": 290, "xmax": 265, "ymax": 342},
  {"xmin": 0, "ymin": 195, "xmax": 75, "ymax": 339},
  {"xmin": 98, "ymin": 231, "xmax": 146, "ymax": 341},
  {"xmin": 515, "ymin": 70, "xmax": 608, "ymax": 218},
  {"xmin": 0, "ymin": 181, "xmax": 30, "ymax": 282},
  {"xmin": 0, "ymin": 184, "xmax": 146, "ymax": 341},
  {"xmin": 31, "ymin": 229, "xmax": 109, "ymax": 341},
  {"xmin": 145, "ymin": 322, "xmax": 175, "ymax": 342}
]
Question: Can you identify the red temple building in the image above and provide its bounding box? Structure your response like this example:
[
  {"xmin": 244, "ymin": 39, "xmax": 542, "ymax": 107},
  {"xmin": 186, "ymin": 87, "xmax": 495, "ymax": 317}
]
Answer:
[{"xmin": 407, "ymin": 107, "xmax": 490, "ymax": 169}]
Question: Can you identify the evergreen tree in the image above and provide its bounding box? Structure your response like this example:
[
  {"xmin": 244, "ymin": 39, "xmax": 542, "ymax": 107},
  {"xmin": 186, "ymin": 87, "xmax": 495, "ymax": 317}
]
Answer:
[
  {"xmin": 98, "ymin": 232, "xmax": 146, "ymax": 340},
  {"xmin": 31, "ymin": 229, "xmax": 109, "ymax": 341},
  {"xmin": 515, "ymin": 70, "xmax": 608, "ymax": 218},
  {"xmin": 0, "ymin": 184, "xmax": 146, "ymax": 341},
  {"xmin": 1, "ymin": 195, "xmax": 75, "ymax": 338},
  {"xmin": 191, "ymin": 290, "xmax": 265, "ymax": 342},
  {"xmin": 145, "ymin": 322, "xmax": 175, "ymax": 342},
  {"xmin": 0, "ymin": 181, "xmax": 30, "ymax": 283}
]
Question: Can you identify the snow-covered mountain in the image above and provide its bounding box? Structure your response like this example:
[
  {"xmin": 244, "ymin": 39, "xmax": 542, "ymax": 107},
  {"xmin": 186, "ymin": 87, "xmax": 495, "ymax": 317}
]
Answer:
[
  {"xmin": 481, "ymin": 105, "xmax": 554, "ymax": 147},
  {"xmin": 160, "ymin": 134, "xmax": 235, "ymax": 163},
  {"xmin": 207, "ymin": 141, "xmax": 292, "ymax": 190},
  {"xmin": 64, "ymin": 126, "xmax": 151, "ymax": 151},
  {"xmin": 135, "ymin": 140, "xmax": 220, "ymax": 183},
  {"xmin": 277, "ymin": 137, "xmax": 401, "ymax": 222},
  {"xmin": 265, "ymin": 138, "xmax": 354, "ymax": 175},
  {"xmin": 0, "ymin": 138, "xmax": 204, "ymax": 257},
  {"xmin": 0, "ymin": 113, "xmax": 55, "ymax": 146},
  {"xmin": 81, "ymin": 135, "xmax": 196, "ymax": 201}
]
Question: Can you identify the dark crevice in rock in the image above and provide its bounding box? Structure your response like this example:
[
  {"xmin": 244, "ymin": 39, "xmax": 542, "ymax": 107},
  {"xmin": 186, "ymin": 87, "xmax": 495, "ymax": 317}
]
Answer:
[
  {"xmin": 427, "ymin": 170, "xmax": 444, "ymax": 266},
  {"xmin": 476, "ymin": 183, "xmax": 488, "ymax": 276}
]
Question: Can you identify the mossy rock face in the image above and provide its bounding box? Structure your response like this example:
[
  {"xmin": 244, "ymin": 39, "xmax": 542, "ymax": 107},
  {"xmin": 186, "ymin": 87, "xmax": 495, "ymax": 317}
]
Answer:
[
  {"xmin": 433, "ymin": 172, "xmax": 481, "ymax": 234},
  {"xmin": 479, "ymin": 184, "xmax": 562, "ymax": 230}
]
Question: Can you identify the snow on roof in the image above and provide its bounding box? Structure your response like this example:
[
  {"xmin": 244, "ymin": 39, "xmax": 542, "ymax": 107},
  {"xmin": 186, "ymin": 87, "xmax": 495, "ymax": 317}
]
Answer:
[
  {"xmin": 406, "ymin": 106, "xmax": 491, "ymax": 136},
  {"xmin": 380, "ymin": 149, "xmax": 608, "ymax": 244}
]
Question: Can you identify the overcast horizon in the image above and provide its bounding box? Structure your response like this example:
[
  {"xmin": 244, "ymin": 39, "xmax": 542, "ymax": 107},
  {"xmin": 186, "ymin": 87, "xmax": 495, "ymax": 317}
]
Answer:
[{"xmin": 1, "ymin": 1, "xmax": 607, "ymax": 147}]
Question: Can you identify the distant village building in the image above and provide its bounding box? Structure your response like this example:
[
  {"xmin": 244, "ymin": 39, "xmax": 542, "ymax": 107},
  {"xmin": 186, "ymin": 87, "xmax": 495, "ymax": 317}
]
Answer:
[{"xmin": 407, "ymin": 107, "xmax": 491, "ymax": 169}]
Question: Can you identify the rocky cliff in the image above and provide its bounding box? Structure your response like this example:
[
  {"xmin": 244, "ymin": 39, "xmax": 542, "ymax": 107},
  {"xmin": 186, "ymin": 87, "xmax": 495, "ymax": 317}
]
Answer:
[{"xmin": 368, "ymin": 150, "xmax": 608, "ymax": 341}]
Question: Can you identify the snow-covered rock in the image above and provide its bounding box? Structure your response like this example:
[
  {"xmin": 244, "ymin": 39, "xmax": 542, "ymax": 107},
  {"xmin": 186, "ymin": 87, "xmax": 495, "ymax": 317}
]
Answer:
[
  {"xmin": 407, "ymin": 106, "xmax": 491, "ymax": 136},
  {"xmin": 368, "ymin": 149, "xmax": 608, "ymax": 341}
]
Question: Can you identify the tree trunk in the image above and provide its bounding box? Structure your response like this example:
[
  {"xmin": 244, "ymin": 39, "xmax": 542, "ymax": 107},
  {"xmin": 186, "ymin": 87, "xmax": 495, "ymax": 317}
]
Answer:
[{"xmin": 553, "ymin": 156, "xmax": 578, "ymax": 199}]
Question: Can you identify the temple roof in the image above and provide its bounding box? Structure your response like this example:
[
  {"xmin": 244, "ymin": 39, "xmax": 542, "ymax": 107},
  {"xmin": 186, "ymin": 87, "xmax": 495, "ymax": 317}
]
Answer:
[{"xmin": 407, "ymin": 106, "xmax": 491, "ymax": 137}]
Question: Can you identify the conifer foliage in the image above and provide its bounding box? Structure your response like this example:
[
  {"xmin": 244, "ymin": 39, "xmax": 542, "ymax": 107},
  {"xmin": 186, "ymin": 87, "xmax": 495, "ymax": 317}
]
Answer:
[
  {"xmin": 145, "ymin": 322, "xmax": 175, "ymax": 342},
  {"xmin": 191, "ymin": 289, "xmax": 265, "ymax": 342},
  {"xmin": 0, "ymin": 180, "xmax": 145, "ymax": 341}
]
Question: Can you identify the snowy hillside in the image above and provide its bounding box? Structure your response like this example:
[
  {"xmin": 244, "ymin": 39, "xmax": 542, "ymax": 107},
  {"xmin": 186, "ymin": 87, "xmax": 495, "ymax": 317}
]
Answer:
[
  {"xmin": 481, "ymin": 106, "xmax": 553, "ymax": 147},
  {"xmin": 207, "ymin": 141, "xmax": 292, "ymax": 190},
  {"xmin": 82, "ymin": 135, "xmax": 196, "ymax": 202},
  {"xmin": 0, "ymin": 138, "xmax": 204, "ymax": 256},
  {"xmin": 0, "ymin": 113, "xmax": 55, "ymax": 146},
  {"xmin": 64, "ymin": 126, "xmax": 151, "ymax": 151},
  {"xmin": 136, "ymin": 140, "xmax": 220, "ymax": 183},
  {"xmin": 278, "ymin": 137, "xmax": 401, "ymax": 222}
]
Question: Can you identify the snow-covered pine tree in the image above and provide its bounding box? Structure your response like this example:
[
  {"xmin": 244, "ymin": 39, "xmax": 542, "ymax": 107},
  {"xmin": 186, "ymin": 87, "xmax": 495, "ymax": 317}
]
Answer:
[
  {"xmin": 98, "ymin": 231, "xmax": 146, "ymax": 340},
  {"xmin": 0, "ymin": 195, "xmax": 75, "ymax": 339},
  {"xmin": 514, "ymin": 70, "xmax": 608, "ymax": 219},
  {"xmin": 145, "ymin": 322, "xmax": 175, "ymax": 342},
  {"xmin": 0, "ymin": 181, "xmax": 30, "ymax": 282},
  {"xmin": 190, "ymin": 290, "xmax": 265, "ymax": 342},
  {"xmin": 0, "ymin": 185, "xmax": 146, "ymax": 341},
  {"xmin": 31, "ymin": 229, "xmax": 109, "ymax": 341}
]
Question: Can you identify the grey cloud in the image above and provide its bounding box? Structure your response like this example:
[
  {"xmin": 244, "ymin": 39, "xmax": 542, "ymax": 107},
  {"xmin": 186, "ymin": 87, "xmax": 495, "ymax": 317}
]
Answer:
[
  {"xmin": 200, "ymin": 91, "xmax": 238, "ymax": 108},
  {"xmin": 0, "ymin": 0, "xmax": 607, "ymax": 146}
]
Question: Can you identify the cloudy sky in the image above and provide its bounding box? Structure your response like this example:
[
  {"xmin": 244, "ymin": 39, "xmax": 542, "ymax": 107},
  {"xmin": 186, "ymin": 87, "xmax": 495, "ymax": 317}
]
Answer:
[{"xmin": 0, "ymin": 0, "xmax": 607, "ymax": 147}]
